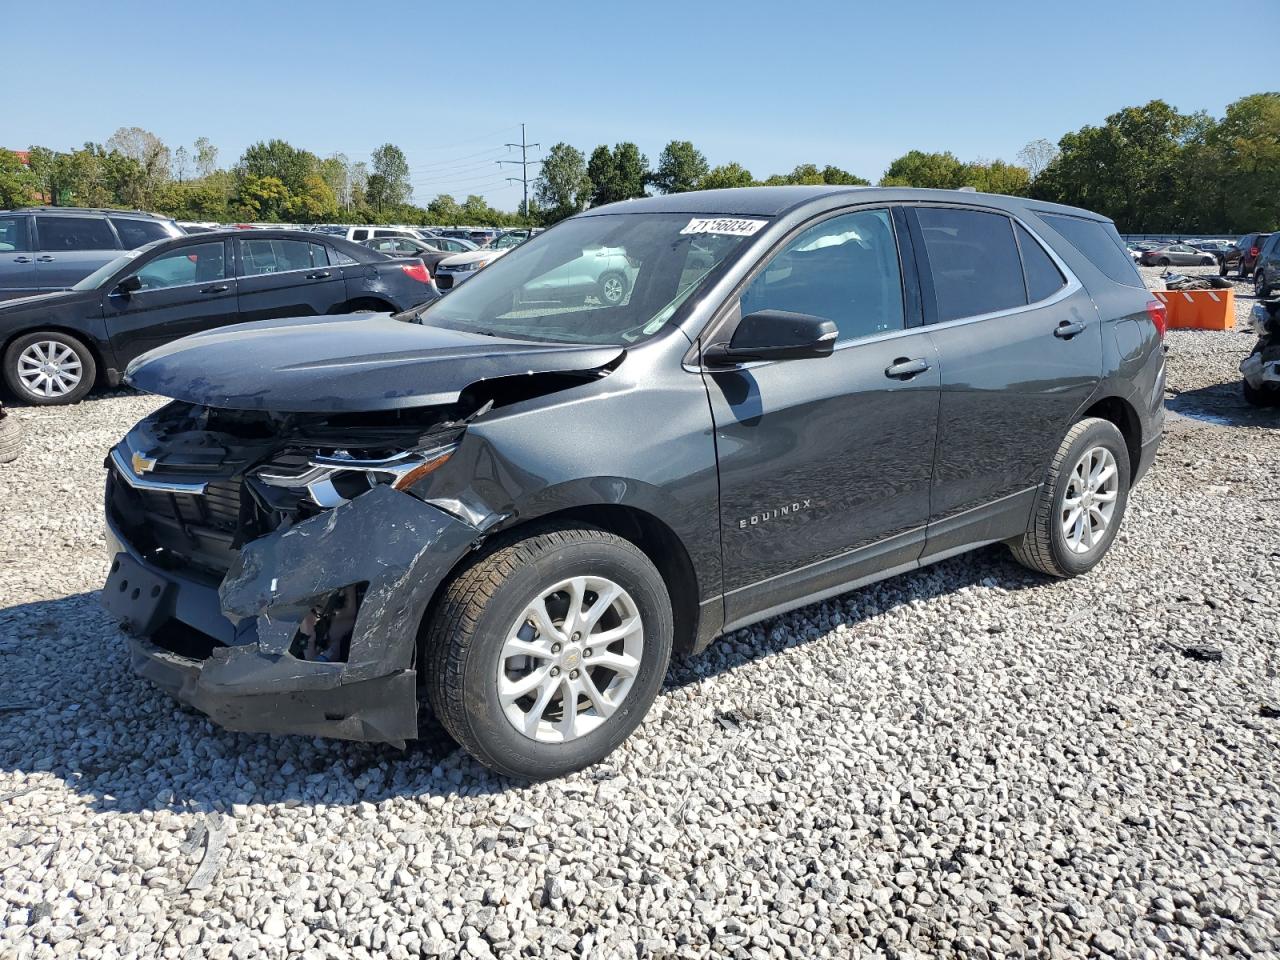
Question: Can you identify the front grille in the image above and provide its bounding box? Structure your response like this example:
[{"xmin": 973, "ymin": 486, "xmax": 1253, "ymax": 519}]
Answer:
[
  {"xmin": 131, "ymin": 477, "xmax": 242, "ymax": 531},
  {"xmin": 436, "ymin": 274, "xmax": 453, "ymax": 289}
]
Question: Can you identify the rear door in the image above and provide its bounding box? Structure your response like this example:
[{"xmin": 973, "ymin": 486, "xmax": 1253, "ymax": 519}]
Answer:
[
  {"xmin": 102, "ymin": 239, "xmax": 238, "ymax": 363},
  {"xmin": 703, "ymin": 206, "xmax": 941, "ymax": 627},
  {"xmin": 0, "ymin": 214, "xmax": 38, "ymax": 300},
  {"xmin": 235, "ymin": 237, "xmax": 345, "ymax": 323},
  {"xmin": 911, "ymin": 205, "xmax": 1101, "ymax": 560},
  {"xmin": 32, "ymin": 215, "xmax": 122, "ymax": 290}
]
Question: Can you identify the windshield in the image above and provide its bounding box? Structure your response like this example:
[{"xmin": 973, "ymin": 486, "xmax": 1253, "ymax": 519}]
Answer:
[
  {"xmin": 72, "ymin": 248, "xmax": 146, "ymax": 290},
  {"xmin": 413, "ymin": 213, "xmax": 764, "ymax": 344}
]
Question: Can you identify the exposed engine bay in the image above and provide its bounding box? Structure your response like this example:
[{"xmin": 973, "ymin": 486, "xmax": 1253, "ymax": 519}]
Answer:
[{"xmin": 1240, "ymin": 298, "xmax": 1280, "ymax": 403}]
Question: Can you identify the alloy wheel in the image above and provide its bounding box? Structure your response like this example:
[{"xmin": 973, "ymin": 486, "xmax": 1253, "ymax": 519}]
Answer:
[
  {"xmin": 17, "ymin": 341, "xmax": 83, "ymax": 399},
  {"xmin": 601, "ymin": 275, "xmax": 625, "ymax": 304},
  {"xmin": 1061, "ymin": 446, "xmax": 1119, "ymax": 554},
  {"xmin": 498, "ymin": 575, "xmax": 644, "ymax": 743}
]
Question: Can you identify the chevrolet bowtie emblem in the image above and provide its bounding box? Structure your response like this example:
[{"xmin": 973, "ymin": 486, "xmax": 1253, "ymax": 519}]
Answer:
[{"xmin": 131, "ymin": 450, "xmax": 158, "ymax": 475}]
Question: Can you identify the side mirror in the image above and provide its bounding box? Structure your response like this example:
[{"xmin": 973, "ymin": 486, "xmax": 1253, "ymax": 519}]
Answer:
[
  {"xmin": 115, "ymin": 275, "xmax": 143, "ymax": 295},
  {"xmin": 703, "ymin": 310, "xmax": 838, "ymax": 365}
]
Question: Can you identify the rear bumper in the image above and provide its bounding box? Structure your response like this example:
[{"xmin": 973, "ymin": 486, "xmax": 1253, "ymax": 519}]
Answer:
[{"xmin": 103, "ymin": 483, "xmax": 484, "ymax": 745}]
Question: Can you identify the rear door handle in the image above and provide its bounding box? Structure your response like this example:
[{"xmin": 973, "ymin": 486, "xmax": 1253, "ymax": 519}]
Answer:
[
  {"xmin": 885, "ymin": 357, "xmax": 931, "ymax": 379},
  {"xmin": 1053, "ymin": 320, "xmax": 1086, "ymax": 339},
  {"xmin": 200, "ymin": 283, "xmax": 230, "ymax": 294},
  {"xmin": 13, "ymin": 256, "xmax": 31, "ymax": 263},
  {"xmin": 306, "ymin": 270, "xmax": 331, "ymax": 279},
  {"xmin": 35, "ymin": 255, "xmax": 55, "ymax": 262}
]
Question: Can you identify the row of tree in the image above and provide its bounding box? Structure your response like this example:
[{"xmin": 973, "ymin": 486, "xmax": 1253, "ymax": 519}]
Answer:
[{"xmin": 2, "ymin": 92, "xmax": 1276, "ymax": 232}]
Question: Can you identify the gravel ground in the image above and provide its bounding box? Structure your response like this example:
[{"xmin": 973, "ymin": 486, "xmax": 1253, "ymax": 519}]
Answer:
[{"xmin": 2, "ymin": 269, "xmax": 1278, "ymax": 959}]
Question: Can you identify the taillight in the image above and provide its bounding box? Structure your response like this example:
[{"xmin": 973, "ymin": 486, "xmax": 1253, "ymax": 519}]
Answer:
[
  {"xmin": 400, "ymin": 263, "xmax": 431, "ymax": 284},
  {"xmin": 1249, "ymin": 246, "xmax": 1259, "ymax": 258},
  {"xmin": 1145, "ymin": 299, "xmax": 1167, "ymax": 340}
]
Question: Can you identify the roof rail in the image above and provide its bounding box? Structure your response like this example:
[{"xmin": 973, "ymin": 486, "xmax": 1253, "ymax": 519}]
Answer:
[{"xmin": 8, "ymin": 205, "xmax": 171, "ymax": 218}]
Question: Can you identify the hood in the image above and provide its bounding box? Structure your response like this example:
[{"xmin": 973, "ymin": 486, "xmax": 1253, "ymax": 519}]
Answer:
[
  {"xmin": 124, "ymin": 313, "xmax": 623, "ymax": 413},
  {"xmin": 439, "ymin": 249, "xmax": 508, "ymax": 268}
]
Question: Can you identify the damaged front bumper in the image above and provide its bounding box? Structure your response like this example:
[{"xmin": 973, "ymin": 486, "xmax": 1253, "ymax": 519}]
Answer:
[
  {"xmin": 1240, "ymin": 350, "xmax": 1280, "ymax": 389},
  {"xmin": 103, "ymin": 483, "xmax": 483, "ymax": 746}
]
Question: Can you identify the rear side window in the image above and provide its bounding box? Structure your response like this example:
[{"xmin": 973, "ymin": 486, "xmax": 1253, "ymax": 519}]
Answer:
[
  {"xmin": 739, "ymin": 209, "xmax": 905, "ymax": 343},
  {"xmin": 1015, "ymin": 224, "xmax": 1067, "ymax": 303},
  {"xmin": 916, "ymin": 208, "xmax": 1025, "ymax": 322},
  {"xmin": 36, "ymin": 216, "xmax": 119, "ymax": 252},
  {"xmin": 350, "ymin": 229, "xmax": 369, "ymax": 241},
  {"xmin": 241, "ymin": 239, "xmax": 328, "ymax": 275},
  {"xmin": 0, "ymin": 215, "xmax": 29, "ymax": 252},
  {"xmin": 111, "ymin": 218, "xmax": 171, "ymax": 249},
  {"xmin": 1039, "ymin": 213, "xmax": 1142, "ymax": 288}
]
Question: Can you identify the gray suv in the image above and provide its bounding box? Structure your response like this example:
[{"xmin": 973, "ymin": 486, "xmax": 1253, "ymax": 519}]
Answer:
[{"xmin": 0, "ymin": 207, "xmax": 184, "ymax": 300}]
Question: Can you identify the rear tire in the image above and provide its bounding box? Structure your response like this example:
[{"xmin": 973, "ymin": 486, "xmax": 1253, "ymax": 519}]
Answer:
[
  {"xmin": 596, "ymin": 271, "xmax": 629, "ymax": 306},
  {"xmin": 1219, "ymin": 260, "xmax": 1229, "ymax": 277},
  {"xmin": 1200, "ymin": 256, "xmax": 1215, "ymax": 266},
  {"xmin": 0, "ymin": 410, "xmax": 21, "ymax": 463},
  {"xmin": 424, "ymin": 524, "xmax": 673, "ymax": 780},
  {"xmin": 1157, "ymin": 257, "xmax": 1171, "ymax": 267},
  {"xmin": 3, "ymin": 331, "xmax": 96, "ymax": 406},
  {"xmin": 1010, "ymin": 418, "xmax": 1131, "ymax": 578},
  {"xmin": 1256, "ymin": 271, "xmax": 1272, "ymax": 299}
]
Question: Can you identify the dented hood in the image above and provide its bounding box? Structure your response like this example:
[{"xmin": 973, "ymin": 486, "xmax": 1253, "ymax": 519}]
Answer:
[{"xmin": 124, "ymin": 314, "xmax": 623, "ymax": 412}]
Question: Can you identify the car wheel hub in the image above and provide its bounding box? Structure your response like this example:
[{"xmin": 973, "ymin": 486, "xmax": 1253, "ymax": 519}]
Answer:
[
  {"xmin": 17, "ymin": 341, "xmax": 82, "ymax": 398},
  {"xmin": 498, "ymin": 575, "xmax": 644, "ymax": 743},
  {"xmin": 1061, "ymin": 445, "xmax": 1119, "ymax": 555}
]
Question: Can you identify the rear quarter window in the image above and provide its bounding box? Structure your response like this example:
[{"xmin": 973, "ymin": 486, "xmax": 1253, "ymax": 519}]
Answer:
[
  {"xmin": 1039, "ymin": 213, "xmax": 1143, "ymax": 287},
  {"xmin": 111, "ymin": 218, "xmax": 171, "ymax": 249}
]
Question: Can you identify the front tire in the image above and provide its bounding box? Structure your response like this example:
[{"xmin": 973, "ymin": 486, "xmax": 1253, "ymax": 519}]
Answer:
[
  {"xmin": 1201, "ymin": 256, "xmax": 1215, "ymax": 266},
  {"xmin": 3, "ymin": 331, "xmax": 96, "ymax": 405},
  {"xmin": 1243, "ymin": 378, "xmax": 1280, "ymax": 408},
  {"xmin": 424, "ymin": 525, "xmax": 673, "ymax": 780},
  {"xmin": 1256, "ymin": 271, "xmax": 1273, "ymax": 299},
  {"xmin": 0, "ymin": 410, "xmax": 20, "ymax": 463},
  {"xmin": 1010, "ymin": 418, "xmax": 1131, "ymax": 578}
]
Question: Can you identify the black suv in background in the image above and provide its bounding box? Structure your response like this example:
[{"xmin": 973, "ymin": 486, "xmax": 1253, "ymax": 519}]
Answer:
[
  {"xmin": 0, "ymin": 229, "xmax": 437, "ymax": 404},
  {"xmin": 0, "ymin": 207, "xmax": 184, "ymax": 299},
  {"xmin": 104, "ymin": 187, "xmax": 1164, "ymax": 779},
  {"xmin": 1251, "ymin": 233, "xmax": 1280, "ymax": 299},
  {"xmin": 1219, "ymin": 232, "xmax": 1272, "ymax": 278}
]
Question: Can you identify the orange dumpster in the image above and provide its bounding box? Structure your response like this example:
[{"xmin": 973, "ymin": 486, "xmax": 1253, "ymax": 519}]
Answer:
[{"xmin": 1152, "ymin": 288, "xmax": 1235, "ymax": 331}]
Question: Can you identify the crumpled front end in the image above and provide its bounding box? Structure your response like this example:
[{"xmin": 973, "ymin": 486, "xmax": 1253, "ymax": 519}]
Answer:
[{"xmin": 101, "ymin": 402, "xmax": 489, "ymax": 745}]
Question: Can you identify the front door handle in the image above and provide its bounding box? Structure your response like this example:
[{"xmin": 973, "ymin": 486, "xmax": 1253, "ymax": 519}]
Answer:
[
  {"xmin": 200, "ymin": 283, "xmax": 230, "ymax": 294},
  {"xmin": 885, "ymin": 357, "xmax": 931, "ymax": 380},
  {"xmin": 13, "ymin": 256, "xmax": 31, "ymax": 263},
  {"xmin": 306, "ymin": 270, "xmax": 331, "ymax": 279},
  {"xmin": 36, "ymin": 255, "xmax": 55, "ymax": 262},
  {"xmin": 1054, "ymin": 320, "xmax": 1086, "ymax": 339}
]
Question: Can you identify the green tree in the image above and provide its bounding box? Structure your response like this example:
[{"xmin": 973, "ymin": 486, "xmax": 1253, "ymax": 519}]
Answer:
[
  {"xmin": 367, "ymin": 143, "xmax": 412, "ymax": 212},
  {"xmin": 1209, "ymin": 92, "xmax": 1280, "ymax": 232},
  {"xmin": 588, "ymin": 143, "xmax": 649, "ymax": 206},
  {"xmin": 879, "ymin": 150, "xmax": 966, "ymax": 188},
  {"xmin": 959, "ymin": 159, "xmax": 1031, "ymax": 195},
  {"xmin": 701, "ymin": 162, "xmax": 755, "ymax": 189},
  {"xmin": 819, "ymin": 164, "xmax": 870, "ymax": 186},
  {"xmin": 236, "ymin": 175, "xmax": 291, "ymax": 221},
  {"xmin": 106, "ymin": 126, "xmax": 171, "ymax": 204},
  {"xmin": 237, "ymin": 139, "xmax": 316, "ymax": 195},
  {"xmin": 286, "ymin": 174, "xmax": 340, "ymax": 222},
  {"xmin": 0, "ymin": 149, "xmax": 38, "ymax": 207},
  {"xmin": 427, "ymin": 193, "xmax": 463, "ymax": 224},
  {"xmin": 534, "ymin": 143, "xmax": 591, "ymax": 223},
  {"xmin": 651, "ymin": 140, "xmax": 709, "ymax": 193},
  {"xmin": 762, "ymin": 163, "xmax": 868, "ymax": 186},
  {"xmin": 194, "ymin": 137, "xmax": 219, "ymax": 177}
]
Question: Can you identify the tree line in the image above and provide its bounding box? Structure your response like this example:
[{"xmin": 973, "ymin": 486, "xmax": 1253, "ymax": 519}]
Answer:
[{"xmin": 2, "ymin": 92, "xmax": 1275, "ymax": 232}]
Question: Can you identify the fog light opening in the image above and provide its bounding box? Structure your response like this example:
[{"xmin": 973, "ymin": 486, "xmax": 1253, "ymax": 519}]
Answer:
[{"xmin": 290, "ymin": 584, "xmax": 364, "ymax": 663}]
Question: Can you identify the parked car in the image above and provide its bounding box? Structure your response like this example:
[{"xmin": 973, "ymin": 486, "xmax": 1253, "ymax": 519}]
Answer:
[
  {"xmin": 433, "ymin": 247, "xmax": 511, "ymax": 290},
  {"xmin": 1190, "ymin": 239, "xmax": 1233, "ymax": 254},
  {"xmin": 492, "ymin": 232, "xmax": 529, "ymax": 251},
  {"xmin": 362, "ymin": 235, "xmax": 475, "ymax": 274},
  {"xmin": 0, "ymin": 229, "xmax": 437, "ymax": 404},
  {"xmin": 513, "ymin": 244, "xmax": 636, "ymax": 306},
  {"xmin": 1252, "ymin": 233, "xmax": 1280, "ymax": 299},
  {"xmin": 1137, "ymin": 244, "xmax": 1217, "ymax": 267},
  {"xmin": 102, "ymin": 186, "xmax": 1164, "ymax": 779},
  {"xmin": 1220, "ymin": 233, "xmax": 1273, "ymax": 278},
  {"xmin": 343, "ymin": 226, "xmax": 432, "ymax": 244},
  {"xmin": 0, "ymin": 400, "xmax": 18, "ymax": 463},
  {"xmin": 0, "ymin": 207, "xmax": 184, "ymax": 300}
]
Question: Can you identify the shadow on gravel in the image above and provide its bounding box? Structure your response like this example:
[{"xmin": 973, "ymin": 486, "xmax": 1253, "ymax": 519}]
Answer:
[
  {"xmin": 0, "ymin": 547, "xmax": 1041, "ymax": 810},
  {"xmin": 1167, "ymin": 383, "xmax": 1280, "ymax": 429}
]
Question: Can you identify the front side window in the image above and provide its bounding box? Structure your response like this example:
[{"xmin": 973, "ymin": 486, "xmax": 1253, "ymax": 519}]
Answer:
[
  {"xmin": 417, "ymin": 212, "xmax": 759, "ymax": 345},
  {"xmin": 131, "ymin": 242, "xmax": 226, "ymax": 290},
  {"xmin": 740, "ymin": 209, "xmax": 904, "ymax": 342},
  {"xmin": 36, "ymin": 215, "xmax": 118, "ymax": 252},
  {"xmin": 241, "ymin": 238, "xmax": 327, "ymax": 275},
  {"xmin": 111, "ymin": 218, "xmax": 170, "ymax": 249},
  {"xmin": 917, "ymin": 208, "xmax": 1026, "ymax": 322},
  {"xmin": 0, "ymin": 215, "xmax": 28, "ymax": 252}
]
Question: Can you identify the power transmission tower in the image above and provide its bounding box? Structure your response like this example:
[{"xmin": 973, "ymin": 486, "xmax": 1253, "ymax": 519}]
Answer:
[{"xmin": 498, "ymin": 124, "xmax": 541, "ymax": 219}]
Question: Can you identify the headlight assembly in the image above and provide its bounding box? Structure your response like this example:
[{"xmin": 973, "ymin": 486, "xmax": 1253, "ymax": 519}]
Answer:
[{"xmin": 254, "ymin": 443, "xmax": 456, "ymax": 508}]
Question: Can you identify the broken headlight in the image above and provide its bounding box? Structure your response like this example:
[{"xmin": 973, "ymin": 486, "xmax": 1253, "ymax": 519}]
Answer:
[{"xmin": 253, "ymin": 442, "xmax": 457, "ymax": 508}]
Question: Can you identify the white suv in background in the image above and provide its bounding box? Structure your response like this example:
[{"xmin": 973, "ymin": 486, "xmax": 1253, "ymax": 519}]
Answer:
[{"xmin": 343, "ymin": 226, "xmax": 434, "ymax": 244}]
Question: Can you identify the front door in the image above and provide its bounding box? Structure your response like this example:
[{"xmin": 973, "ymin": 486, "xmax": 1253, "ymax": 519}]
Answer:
[
  {"xmin": 907, "ymin": 205, "xmax": 1102, "ymax": 559},
  {"xmin": 103, "ymin": 239, "xmax": 239, "ymax": 364},
  {"xmin": 0, "ymin": 214, "xmax": 38, "ymax": 300},
  {"xmin": 235, "ymin": 237, "xmax": 345, "ymax": 322},
  {"xmin": 702, "ymin": 207, "xmax": 941, "ymax": 629}
]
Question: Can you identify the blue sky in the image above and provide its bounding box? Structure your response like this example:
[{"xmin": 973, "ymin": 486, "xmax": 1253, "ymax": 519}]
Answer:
[{"xmin": 6, "ymin": 0, "xmax": 1276, "ymax": 210}]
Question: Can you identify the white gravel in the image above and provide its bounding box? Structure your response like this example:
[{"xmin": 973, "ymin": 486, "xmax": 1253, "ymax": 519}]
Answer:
[{"xmin": 2, "ymin": 275, "xmax": 1279, "ymax": 958}]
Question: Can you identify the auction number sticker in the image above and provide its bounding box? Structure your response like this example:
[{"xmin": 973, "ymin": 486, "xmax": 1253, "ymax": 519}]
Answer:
[{"xmin": 680, "ymin": 217, "xmax": 768, "ymax": 237}]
